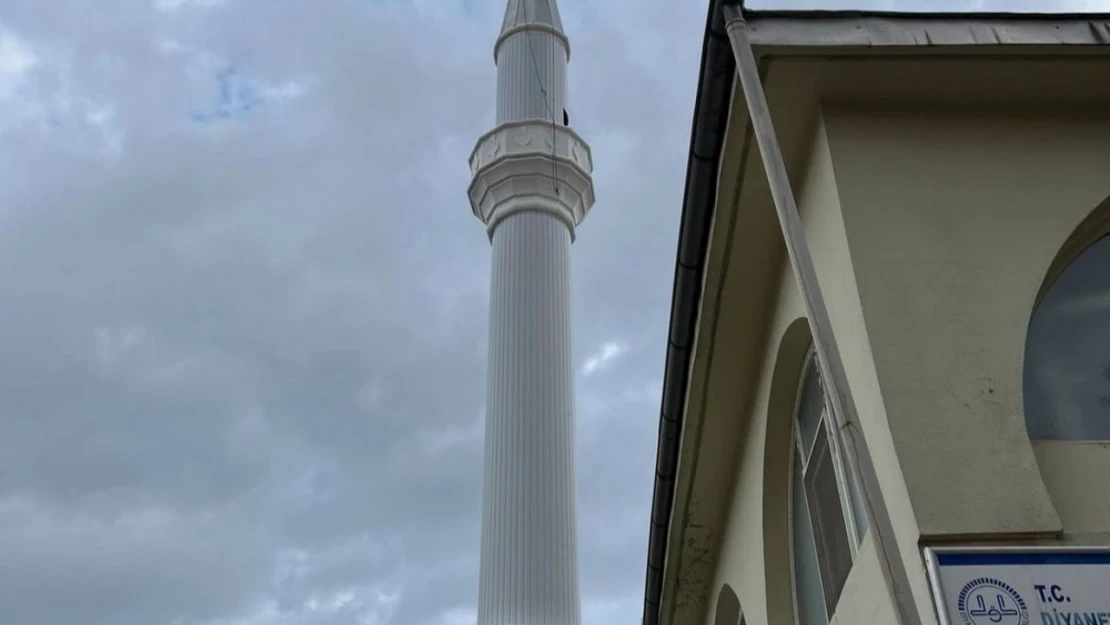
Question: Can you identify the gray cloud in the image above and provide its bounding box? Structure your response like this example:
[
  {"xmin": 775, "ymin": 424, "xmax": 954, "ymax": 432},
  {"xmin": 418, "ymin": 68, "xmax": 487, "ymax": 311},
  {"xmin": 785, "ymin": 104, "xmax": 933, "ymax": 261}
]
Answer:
[
  {"xmin": 3, "ymin": 0, "xmax": 1101, "ymax": 624},
  {"xmin": 0, "ymin": 1, "xmax": 698, "ymax": 624}
]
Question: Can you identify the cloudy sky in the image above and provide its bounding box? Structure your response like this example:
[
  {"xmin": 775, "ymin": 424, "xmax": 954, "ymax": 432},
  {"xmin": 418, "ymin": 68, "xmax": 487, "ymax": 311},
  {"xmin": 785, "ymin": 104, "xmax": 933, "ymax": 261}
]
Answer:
[{"xmin": 0, "ymin": 1, "xmax": 1105, "ymax": 625}]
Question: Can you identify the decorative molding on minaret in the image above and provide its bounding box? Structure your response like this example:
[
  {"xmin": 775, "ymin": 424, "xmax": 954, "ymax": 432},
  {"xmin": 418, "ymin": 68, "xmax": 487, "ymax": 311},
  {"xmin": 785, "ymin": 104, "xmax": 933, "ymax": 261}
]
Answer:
[
  {"xmin": 468, "ymin": 2, "xmax": 594, "ymax": 625},
  {"xmin": 467, "ymin": 120, "xmax": 595, "ymax": 240}
]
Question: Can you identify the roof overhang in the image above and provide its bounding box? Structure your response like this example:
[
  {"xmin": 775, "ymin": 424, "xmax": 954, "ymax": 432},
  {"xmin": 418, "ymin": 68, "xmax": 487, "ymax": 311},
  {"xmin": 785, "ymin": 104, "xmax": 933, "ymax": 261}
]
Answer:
[
  {"xmin": 643, "ymin": 6, "xmax": 1110, "ymax": 625},
  {"xmin": 747, "ymin": 10, "xmax": 1110, "ymax": 49}
]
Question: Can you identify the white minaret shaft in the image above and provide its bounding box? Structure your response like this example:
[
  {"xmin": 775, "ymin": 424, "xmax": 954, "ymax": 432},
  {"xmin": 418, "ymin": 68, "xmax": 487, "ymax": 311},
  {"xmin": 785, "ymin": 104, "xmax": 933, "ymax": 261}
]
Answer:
[{"xmin": 466, "ymin": 1, "xmax": 595, "ymax": 625}]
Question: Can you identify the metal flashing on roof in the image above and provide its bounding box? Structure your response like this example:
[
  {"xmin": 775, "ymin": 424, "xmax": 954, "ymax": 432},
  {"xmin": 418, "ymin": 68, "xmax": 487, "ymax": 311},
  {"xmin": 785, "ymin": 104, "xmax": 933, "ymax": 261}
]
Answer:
[{"xmin": 744, "ymin": 11, "xmax": 1110, "ymax": 48}]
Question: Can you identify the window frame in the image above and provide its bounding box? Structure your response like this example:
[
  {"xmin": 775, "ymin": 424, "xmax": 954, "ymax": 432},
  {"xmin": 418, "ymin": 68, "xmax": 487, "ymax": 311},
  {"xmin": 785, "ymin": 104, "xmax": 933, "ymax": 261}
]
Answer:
[{"xmin": 788, "ymin": 347, "xmax": 865, "ymax": 624}]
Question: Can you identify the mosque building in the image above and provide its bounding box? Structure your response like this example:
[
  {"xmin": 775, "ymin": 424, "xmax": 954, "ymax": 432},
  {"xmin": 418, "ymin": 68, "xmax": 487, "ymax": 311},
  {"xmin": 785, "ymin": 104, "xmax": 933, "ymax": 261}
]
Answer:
[{"xmin": 643, "ymin": 3, "xmax": 1110, "ymax": 625}]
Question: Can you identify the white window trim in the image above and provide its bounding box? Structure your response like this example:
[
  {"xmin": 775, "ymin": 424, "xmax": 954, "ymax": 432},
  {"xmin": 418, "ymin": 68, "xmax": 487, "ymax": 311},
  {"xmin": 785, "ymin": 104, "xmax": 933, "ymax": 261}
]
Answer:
[
  {"xmin": 789, "ymin": 349, "xmax": 825, "ymax": 623},
  {"xmin": 794, "ymin": 349, "xmax": 863, "ymax": 552},
  {"xmin": 788, "ymin": 348, "xmax": 865, "ymax": 624},
  {"xmin": 787, "ymin": 425, "xmax": 811, "ymax": 625}
]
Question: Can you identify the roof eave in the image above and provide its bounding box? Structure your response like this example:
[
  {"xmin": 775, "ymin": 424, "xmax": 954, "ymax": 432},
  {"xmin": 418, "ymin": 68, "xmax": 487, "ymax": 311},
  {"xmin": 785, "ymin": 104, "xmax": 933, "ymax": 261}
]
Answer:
[
  {"xmin": 642, "ymin": 6, "xmax": 1110, "ymax": 625},
  {"xmin": 641, "ymin": 2, "xmax": 733, "ymax": 625}
]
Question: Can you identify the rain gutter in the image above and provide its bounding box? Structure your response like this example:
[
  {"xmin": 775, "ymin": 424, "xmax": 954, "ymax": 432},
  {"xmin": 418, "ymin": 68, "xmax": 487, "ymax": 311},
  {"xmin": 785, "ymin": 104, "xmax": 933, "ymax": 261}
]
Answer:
[{"xmin": 641, "ymin": 2, "xmax": 735, "ymax": 624}]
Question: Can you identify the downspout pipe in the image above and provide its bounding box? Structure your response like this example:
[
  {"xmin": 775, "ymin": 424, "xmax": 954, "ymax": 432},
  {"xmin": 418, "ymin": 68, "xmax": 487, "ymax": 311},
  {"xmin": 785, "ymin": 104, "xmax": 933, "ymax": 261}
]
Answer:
[
  {"xmin": 641, "ymin": 2, "xmax": 734, "ymax": 625},
  {"xmin": 722, "ymin": 6, "xmax": 922, "ymax": 625}
]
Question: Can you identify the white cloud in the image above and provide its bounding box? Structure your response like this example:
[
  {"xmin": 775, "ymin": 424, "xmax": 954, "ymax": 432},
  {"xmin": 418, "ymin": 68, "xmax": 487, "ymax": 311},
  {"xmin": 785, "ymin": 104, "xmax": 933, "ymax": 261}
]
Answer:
[
  {"xmin": 0, "ymin": 27, "xmax": 125, "ymax": 156},
  {"xmin": 581, "ymin": 340, "xmax": 627, "ymax": 376},
  {"xmin": 438, "ymin": 606, "xmax": 478, "ymax": 625},
  {"xmin": 154, "ymin": 0, "xmax": 228, "ymax": 12},
  {"xmin": 0, "ymin": 30, "xmax": 37, "ymax": 96},
  {"xmin": 417, "ymin": 420, "xmax": 484, "ymax": 457}
]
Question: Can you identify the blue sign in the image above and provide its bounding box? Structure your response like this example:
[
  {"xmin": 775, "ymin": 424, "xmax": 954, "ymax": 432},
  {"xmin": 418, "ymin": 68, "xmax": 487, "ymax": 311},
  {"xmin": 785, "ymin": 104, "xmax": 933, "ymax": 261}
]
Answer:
[{"xmin": 925, "ymin": 547, "xmax": 1110, "ymax": 625}]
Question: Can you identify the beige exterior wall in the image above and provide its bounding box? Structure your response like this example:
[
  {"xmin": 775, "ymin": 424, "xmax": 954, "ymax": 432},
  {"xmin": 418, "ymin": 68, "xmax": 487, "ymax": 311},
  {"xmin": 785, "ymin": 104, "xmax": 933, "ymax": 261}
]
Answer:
[
  {"xmin": 702, "ymin": 104, "xmax": 1110, "ymax": 625},
  {"xmin": 826, "ymin": 105, "xmax": 1110, "ymax": 541},
  {"xmin": 705, "ymin": 112, "xmax": 911, "ymax": 625}
]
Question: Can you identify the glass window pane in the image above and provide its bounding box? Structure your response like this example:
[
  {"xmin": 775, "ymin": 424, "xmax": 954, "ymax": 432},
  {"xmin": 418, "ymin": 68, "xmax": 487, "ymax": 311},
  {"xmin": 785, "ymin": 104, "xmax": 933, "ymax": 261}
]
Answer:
[
  {"xmin": 796, "ymin": 356, "xmax": 825, "ymax": 457},
  {"xmin": 1024, "ymin": 235, "xmax": 1110, "ymax": 440},
  {"xmin": 804, "ymin": 424, "xmax": 854, "ymax": 618},
  {"xmin": 840, "ymin": 447, "xmax": 869, "ymax": 544},
  {"xmin": 714, "ymin": 585, "xmax": 741, "ymax": 625},
  {"xmin": 792, "ymin": 448, "xmax": 828, "ymax": 625}
]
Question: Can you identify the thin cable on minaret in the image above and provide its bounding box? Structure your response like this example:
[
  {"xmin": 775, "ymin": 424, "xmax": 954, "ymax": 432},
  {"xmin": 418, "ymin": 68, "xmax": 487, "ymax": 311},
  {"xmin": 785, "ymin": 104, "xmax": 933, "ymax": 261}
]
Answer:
[
  {"xmin": 520, "ymin": 0, "xmax": 560, "ymax": 192},
  {"xmin": 546, "ymin": 0, "xmax": 557, "ymax": 192}
]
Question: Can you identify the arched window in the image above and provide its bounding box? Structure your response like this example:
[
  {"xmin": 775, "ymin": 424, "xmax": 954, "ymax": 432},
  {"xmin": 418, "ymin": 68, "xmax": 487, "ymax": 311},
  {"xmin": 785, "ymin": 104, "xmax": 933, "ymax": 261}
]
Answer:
[
  {"xmin": 790, "ymin": 351, "xmax": 867, "ymax": 625},
  {"xmin": 1025, "ymin": 234, "xmax": 1110, "ymax": 440}
]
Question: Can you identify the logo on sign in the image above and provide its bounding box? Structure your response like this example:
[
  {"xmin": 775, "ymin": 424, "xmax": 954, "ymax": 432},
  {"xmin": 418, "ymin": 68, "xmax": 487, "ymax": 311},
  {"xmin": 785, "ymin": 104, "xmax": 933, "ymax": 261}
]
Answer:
[{"xmin": 957, "ymin": 578, "xmax": 1029, "ymax": 625}]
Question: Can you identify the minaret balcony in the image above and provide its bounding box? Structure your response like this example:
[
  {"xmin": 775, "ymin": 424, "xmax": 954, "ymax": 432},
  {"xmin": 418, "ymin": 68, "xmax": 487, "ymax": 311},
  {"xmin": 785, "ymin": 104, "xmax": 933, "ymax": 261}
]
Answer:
[{"xmin": 467, "ymin": 119, "xmax": 596, "ymax": 239}]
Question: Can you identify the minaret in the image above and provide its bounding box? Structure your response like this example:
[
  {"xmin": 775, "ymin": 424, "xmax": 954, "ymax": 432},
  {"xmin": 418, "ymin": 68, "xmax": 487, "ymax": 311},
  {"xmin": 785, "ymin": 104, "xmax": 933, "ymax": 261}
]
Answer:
[{"xmin": 466, "ymin": 0, "xmax": 595, "ymax": 624}]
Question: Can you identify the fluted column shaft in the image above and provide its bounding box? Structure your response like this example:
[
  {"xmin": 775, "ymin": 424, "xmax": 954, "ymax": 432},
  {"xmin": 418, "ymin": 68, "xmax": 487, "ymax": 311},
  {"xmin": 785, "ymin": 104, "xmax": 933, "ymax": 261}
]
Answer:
[
  {"xmin": 477, "ymin": 210, "xmax": 581, "ymax": 625},
  {"xmin": 496, "ymin": 30, "xmax": 567, "ymax": 124}
]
